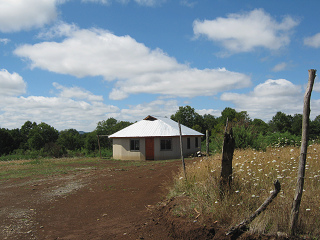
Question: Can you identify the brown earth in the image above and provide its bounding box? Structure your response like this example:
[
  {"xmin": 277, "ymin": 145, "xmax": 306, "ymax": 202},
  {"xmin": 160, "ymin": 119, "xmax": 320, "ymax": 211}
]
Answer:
[{"xmin": 0, "ymin": 158, "xmax": 295, "ymax": 240}]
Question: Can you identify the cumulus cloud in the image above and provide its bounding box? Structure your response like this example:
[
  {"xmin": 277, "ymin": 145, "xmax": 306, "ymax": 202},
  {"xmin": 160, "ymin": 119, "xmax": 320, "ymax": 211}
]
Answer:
[
  {"xmin": 0, "ymin": 69, "xmax": 26, "ymax": 96},
  {"xmin": 15, "ymin": 23, "xmax": 251, "ymax": 100},
  {"xmin": 193, "ymin": 9, "xmax": 299, "ymax": 53},
  {"xmin": 109, "ymin": 68, "xmax": 251, "ymax": 100},
  {"xmin": 110, "ymin": 99, "xmax": 179, "ymax": 121},
  {"xmin": 0, "ymin": 0, "xmax": 62, "ymax": 32},
  {"xmin": 15, "ymin": 27, "xmax": 182, "ymax": 79},
  {"xmin": 0, "ymin": 79, "xmax": 119, "ymax": 131},
  {"xmin": 221, "ymin": 79, "xmax": 303, "ymax": 120},
  {"xmin": 304, "ymin": 33, "xmax": 320, "ymax": 48},
  {"xmin": 53, "ymin": 82, "xmax": 103, "ymax": 102}
]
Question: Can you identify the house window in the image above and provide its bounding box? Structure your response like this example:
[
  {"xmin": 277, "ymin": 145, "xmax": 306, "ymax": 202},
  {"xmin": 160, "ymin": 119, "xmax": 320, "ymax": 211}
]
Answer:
[
  {"xmin": 160, "ymin": 139, "xmax": 172, "ymax": 151},
  {"xmin": 130, "ymin": 139, "xmax": 140, "ymax": 151},
  {"xmin": 187, "ymin": 138, "xmax": 191, "ymax": 149},
  {"xmin": 195, "ymin": 137, "xmax": 199, "ymax": 148}
]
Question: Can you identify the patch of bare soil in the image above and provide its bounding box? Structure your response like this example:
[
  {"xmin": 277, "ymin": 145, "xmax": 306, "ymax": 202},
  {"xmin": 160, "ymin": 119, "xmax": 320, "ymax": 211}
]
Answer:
[{"xmin": 0, "ymin": 159, "xmax": 298, "ymax": 240}]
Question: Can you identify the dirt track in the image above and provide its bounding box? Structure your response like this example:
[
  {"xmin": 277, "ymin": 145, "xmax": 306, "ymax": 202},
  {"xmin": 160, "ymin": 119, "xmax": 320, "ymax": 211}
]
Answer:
[
  {"xmin": 0, "ymin": 159, "xmax": 190, "ymax": 240},
  {"xmin": 1, "ymin": 158, "xmax": 292, "ymax": 240}
]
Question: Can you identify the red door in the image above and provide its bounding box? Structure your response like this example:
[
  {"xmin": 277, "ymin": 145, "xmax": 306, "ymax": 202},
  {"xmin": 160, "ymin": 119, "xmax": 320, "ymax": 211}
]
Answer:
[{"xmin": 145, "ymin": 138, "xmax": 154, "ymax": 160}]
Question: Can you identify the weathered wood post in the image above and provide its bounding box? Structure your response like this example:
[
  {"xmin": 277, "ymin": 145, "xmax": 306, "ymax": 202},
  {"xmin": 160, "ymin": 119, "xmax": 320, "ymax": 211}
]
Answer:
[
  {"xmin": 227, "ymin": 180, "xmax": 281, "ymax": 239},
  {"xmin": 206, "ymin": 129, "xmax": 209, "ymax": 156},
  {"xmin": 178, "ymin": 121, "xmax": 186, "ymax": 178},
  {"xmin": 220, "ymin": 118, "xmax": 235, "ymax": 190},
  {"xmin": 289, "ymin": 69, "xmax": 316, "ymax": 235}
]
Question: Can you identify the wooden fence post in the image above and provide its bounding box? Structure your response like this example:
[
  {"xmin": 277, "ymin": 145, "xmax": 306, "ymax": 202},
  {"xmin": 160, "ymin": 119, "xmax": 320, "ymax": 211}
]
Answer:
[
  {"xmin": 220, "ymin": 118, "xmax": 235, "ymax": 190},
  {"xmin": 178, "ymin": 121, "xmax": 186, "ymax": 178},
  {"xmin": 227, "ymin": 180, "xmax": 281, "ymax": 239},
  {"xmin": 289, "ymin": 69, "xmax": 316, "ymax": 235}
]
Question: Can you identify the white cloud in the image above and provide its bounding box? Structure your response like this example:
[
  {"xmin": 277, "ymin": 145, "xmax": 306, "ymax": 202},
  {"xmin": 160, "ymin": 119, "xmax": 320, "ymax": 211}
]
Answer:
[
  {"xmin": 82, "ymin": 0, "xmax": 163, "ymax": 6},
  {"xmin": 0, "ymin": 69, "xmax": 26, "ymax": 96},
  {"xmin": 193, "ymin": 9, "xmax": 299, "ymax": 53},
  {"xmin": 15, "ymin": 27, "xmax": 182, "ymax": 79},
  {"xmin": 53, "ymin": 82, "xmax": 103, "ymax": 102},
  {"xmin": 304, "ymin": 33, "xmax": 320, "ymax": 48},
  {"xmin": 15, "ymin": 23, "xmax": 251, "ymax": 100},
  {"xmin": 82, "ymin": 0, "xmax": 112, "ymax": 4},
  {"xmin": 196, "ymin": 108, "xmax": 221, "ymax": 117},
  {"xmin": 109, "ymin": 68, "xmax": 251, "ymax": 100},
  {"xmin": 0, "ymin": 81, "xmax": 119, "ymax": 131},
  {"xmin": 272, "ymin": 62, "xmax": 287, "ymax": 72},
  {"xmin": 0, "ymin": 0, "xmax": 62, "ymax": 32},
  {"xmin": 111, "ymin": 99, "xmax": 179, "ymax": 121},
  {"xmin": 221, "ymin": 79, "xmax": 303, "ymax": 120},
  {"xmin": 0, "ymin": 38, "xmax": 10, "ymax": 44},
  {"xmin": 37, "ymin": 22, "xmax": 78, "ymax": 39},
  {"xmin": 180, "ymin": 0, "xmax": 197, "ymax": 8}
]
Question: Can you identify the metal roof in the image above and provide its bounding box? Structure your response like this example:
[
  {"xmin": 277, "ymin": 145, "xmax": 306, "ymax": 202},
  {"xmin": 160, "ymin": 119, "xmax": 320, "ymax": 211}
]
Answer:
[{"xmin": 108, "ymin": 116, "xmax": 204, "ymax": 138}]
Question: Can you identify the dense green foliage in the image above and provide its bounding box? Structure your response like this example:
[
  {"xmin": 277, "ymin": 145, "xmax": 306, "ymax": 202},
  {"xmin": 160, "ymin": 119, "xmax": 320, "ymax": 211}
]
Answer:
[
  {"xmin": 1, "ymin": 105, "xmax": 320, "ymax": 160},
  {"xmin": 171, "ymin": 106, "xmax": 320, "ymax": 153}
]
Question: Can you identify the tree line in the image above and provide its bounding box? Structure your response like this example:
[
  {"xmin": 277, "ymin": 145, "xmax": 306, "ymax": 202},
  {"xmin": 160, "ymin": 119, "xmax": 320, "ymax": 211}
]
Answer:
[{"xmin": 1, "ymin": 105, "xmax": 320, "ymax": 159}]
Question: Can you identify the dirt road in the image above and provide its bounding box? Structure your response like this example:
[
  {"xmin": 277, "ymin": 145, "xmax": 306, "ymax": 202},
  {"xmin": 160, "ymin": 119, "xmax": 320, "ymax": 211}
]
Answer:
[{"xmin": 0, "ymin": 159, "xmax": 189, "ymax": 240}]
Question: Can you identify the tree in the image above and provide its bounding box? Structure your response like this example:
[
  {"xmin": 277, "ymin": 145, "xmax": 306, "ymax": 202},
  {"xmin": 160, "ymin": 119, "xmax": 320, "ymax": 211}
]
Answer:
[
  {"xmin": 20, "ymin": 121, "xmax": 59, "ymax": 150},
  {"xmin": 268, "ymin": 112, "xmax": 292, "ymax": 133},
  {"xmin": 8, "ymin": 128, "xmax": 23, "ymax": 150},
  {"xmin": 310, "ymin": 115, "xmax": 320, "ymax": 139},
  {"xmin": 28, "ymin": 131, "xmax": 44, "ymax": 150},
  {"xmin": 0, "ymin": 128, "xmax": 15, "ymax": 155},
  {"xmin": 57, "ymin": 129, "xmax": 82, "ymax": 151},
  {"xmin": 37, "ymin": 122, "xmax": 59, "ymax": 144},
  {"xmin": 20, "ymin": 121, "xmax": 37, "ymax": 149},
  {"xmin": 236, "ymin": 111, "xmax": 251, "ymax": 127},
  {"xmin": 220, "ymin": 107, "xmax": 237, "ymax": 124},
  {"xmin": 203, "ymin": 114, "xmax": 217, "ymax": 132},
  {"xmin": 84, "ymin": 131, "xmax": 99, "ymax": 152},
  {"xmin": 96, "ymin": 118, "xmax": 132, "ymax": 149},
  {"xmin": 251, "ymin": 118, "xmax": 269, "ymax": 135},
  {"xmin": 171, "ymin": 105, "xmax": 203, "ymax": 131},
  {"xmin": 291, "ymin": 114, "xmax": 303, "ymax": 136}
]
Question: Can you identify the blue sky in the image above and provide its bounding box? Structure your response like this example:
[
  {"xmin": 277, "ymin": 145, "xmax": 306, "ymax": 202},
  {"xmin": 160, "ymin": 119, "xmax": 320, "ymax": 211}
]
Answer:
[{"xmin": 1, "ymin": 0, "xmax": 320, "ymax": 132}]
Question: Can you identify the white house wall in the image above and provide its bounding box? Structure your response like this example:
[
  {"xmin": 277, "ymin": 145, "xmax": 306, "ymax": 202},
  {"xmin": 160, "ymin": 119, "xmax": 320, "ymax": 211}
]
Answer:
[
  {"xmin": 112, "ymin": 136, "xmax": 201, "ymax": 160},
  {"xmin": 112, "ymin": 138, "xmax": 146, "ymax": 160}
]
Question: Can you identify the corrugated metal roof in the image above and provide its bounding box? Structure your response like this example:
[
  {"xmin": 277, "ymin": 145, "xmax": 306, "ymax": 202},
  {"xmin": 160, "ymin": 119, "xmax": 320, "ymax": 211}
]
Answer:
[{"xmin": 109, "ymin": 116, "xmax": 204, "ymax": 138}]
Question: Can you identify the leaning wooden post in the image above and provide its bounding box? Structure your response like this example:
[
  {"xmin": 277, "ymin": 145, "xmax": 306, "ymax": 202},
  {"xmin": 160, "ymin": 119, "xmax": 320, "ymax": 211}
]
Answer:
[
  {"xmin": 206, "ymin": 129, "xmax": 209, "ymax": 156},
  {"xmin": 227, "ymin": 180, "xmax": 281, "ymax": 239},
  {"xmin": 220, "ymin": 118, "xmax": 235, "ymax": 190},
  {"xmin": 289, "ymin": 69, "xmax": 316, "ymax": 235},
  {"xmin": 178, "ymin": 121, "xmax": 186, "ymax": 178}
]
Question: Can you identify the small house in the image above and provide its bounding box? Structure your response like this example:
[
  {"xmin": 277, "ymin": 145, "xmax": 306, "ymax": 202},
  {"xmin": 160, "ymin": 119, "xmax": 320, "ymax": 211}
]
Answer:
[{"xmin": 108, "ymin": 115, "xmax": 204, "ymax": 160}]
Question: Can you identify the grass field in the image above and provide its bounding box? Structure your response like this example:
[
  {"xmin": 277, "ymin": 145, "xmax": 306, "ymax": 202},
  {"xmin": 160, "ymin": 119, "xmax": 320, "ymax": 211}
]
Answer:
[
  {"xmin": 169, "ymin": 144, "xmax": 320, "ymax": 238},
  {"xmin": 0, "ymin": 157, "xmax": 167, "ymax": 180}
]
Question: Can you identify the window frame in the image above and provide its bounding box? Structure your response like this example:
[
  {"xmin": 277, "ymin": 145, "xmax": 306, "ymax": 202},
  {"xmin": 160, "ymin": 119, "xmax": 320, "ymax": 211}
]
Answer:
[
  {"xmin": 160, "ymin": 138, "xmax": 172, "ymax": 151},
  {"xmin": 130, "ymin": 139, "xmax": 140, "ymax": 151},
  {"xmin": 187, "ymin": 137, "xmax": 191, "ymax": 149}
]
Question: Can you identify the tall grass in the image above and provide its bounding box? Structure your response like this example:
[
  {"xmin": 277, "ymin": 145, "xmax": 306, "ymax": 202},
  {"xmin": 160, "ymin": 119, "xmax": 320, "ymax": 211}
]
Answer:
[{"xmin": 169, "ymin": 144, "xmax": 320, "ymax": 237}]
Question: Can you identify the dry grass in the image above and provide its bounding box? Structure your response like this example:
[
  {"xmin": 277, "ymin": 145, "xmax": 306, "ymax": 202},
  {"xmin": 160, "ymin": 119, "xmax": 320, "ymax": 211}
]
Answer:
[{"xmin": 169, "ymin": 143, "xmax": 320, "ymax": 237}]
